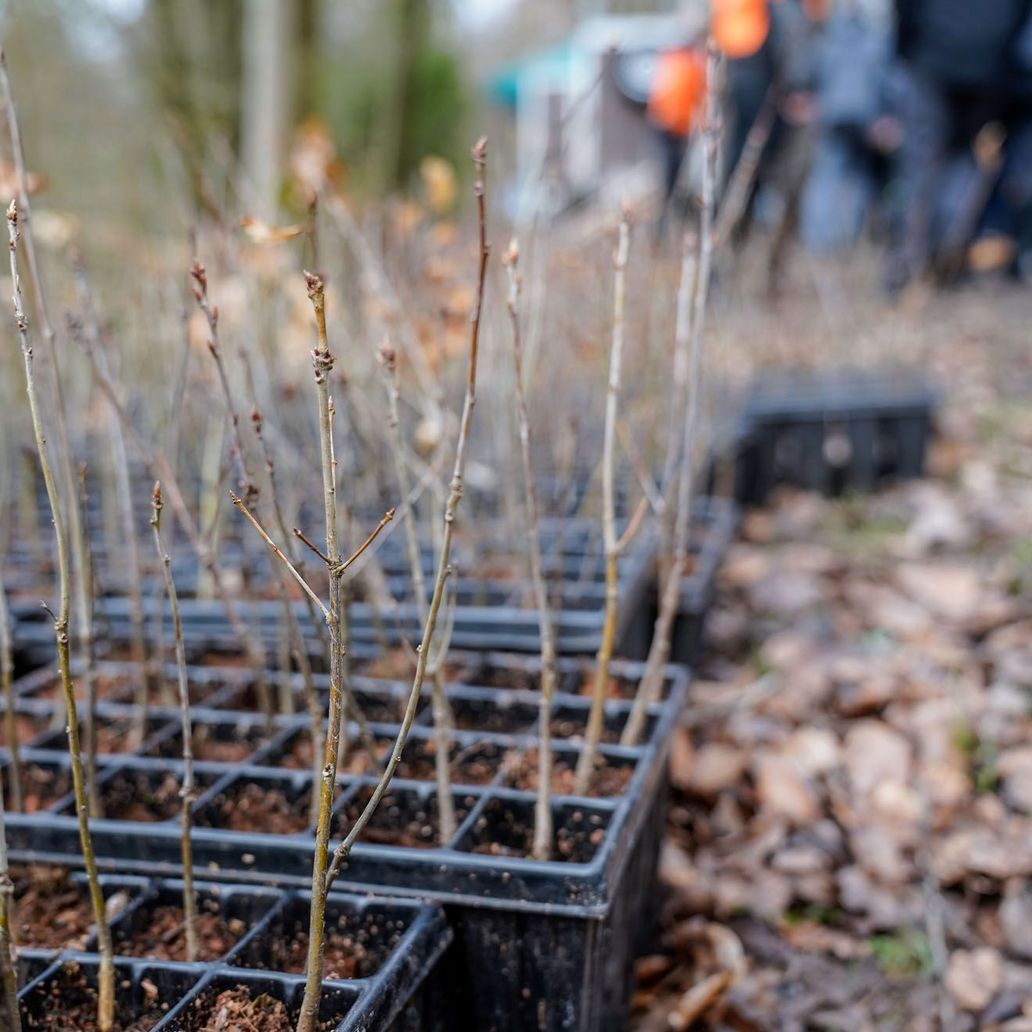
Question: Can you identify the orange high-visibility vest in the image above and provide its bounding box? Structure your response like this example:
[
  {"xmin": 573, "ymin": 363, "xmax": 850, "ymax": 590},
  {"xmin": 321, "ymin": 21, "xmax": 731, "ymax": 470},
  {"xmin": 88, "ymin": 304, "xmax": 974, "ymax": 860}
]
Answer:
[
  {"xmin": 647, "ymin": 47, "xmax": 707, "ymax": 138},
  {"xmin": 712, "ymin": 0, "xmax": 771, "ymax": 60}
]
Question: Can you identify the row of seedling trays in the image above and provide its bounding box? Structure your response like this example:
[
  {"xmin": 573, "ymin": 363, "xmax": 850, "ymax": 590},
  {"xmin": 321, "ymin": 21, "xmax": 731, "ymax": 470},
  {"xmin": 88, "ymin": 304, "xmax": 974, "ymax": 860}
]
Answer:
[
  {"xmin": 10, "ymin": 500, "xmax": 738, "ymax": 674},
  {"xmin": 13, "ymin": 874, "xmax": 449, "ymax": 1031},
  {"xmin": 2, "ymin": 652, "xmax": 687, "ymax": 1031}
]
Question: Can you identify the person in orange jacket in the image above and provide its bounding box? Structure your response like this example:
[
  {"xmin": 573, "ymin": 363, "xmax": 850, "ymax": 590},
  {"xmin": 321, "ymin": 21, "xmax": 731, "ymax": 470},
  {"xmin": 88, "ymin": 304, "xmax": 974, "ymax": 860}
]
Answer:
[{"xmin": 647, "ymin": 30, "xmax": 707, "ymax": 235}]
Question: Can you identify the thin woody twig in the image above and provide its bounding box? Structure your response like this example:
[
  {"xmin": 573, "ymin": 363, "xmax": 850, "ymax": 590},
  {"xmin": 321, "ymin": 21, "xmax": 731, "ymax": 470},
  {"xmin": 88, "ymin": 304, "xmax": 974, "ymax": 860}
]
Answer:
[
  {"xmin": 230, "ymin": 492, "xmax": 330, "ymax": 622},
  {"xmin": 293, "ymin": 528, "xmax": 331, "ymax": 566},
  {"xmin": 0, "ymin": 778, "xmax": 21, "ymax": 1032},
  {"xmin": 331, "ymin": 509, "xmax": 394, "ymax": 577},
  {"xmin": 7, "ymin": 198, "xmax": 115, "ymax": 1032},
  {"xmin": 0, "ymin": 571, "xmax": 22, "ymax": 814},
  {"xmin": 191, "ymin": 258, "xmax": 259, "ymax": 505},
  {"xmin": 149, "ymin": 483, "xmax": 199, "ymax": 964},
  {"xmin": 622, "ymin": 43, "xmax": 720, "ymax": 747},
  {"xmin": 574, "ymin": 203, "xmax": 631, "ymax": 795},
  {"xmin": 323, "ymin": 136, "xmax": 491, "ymax": 892},
  {"xmin": 503, "ymin": 237, "xmax": 559, "ymax": 860},
  {"xmin": 615, "ymin": 495, "xmax": 649, "ymax": 555}
]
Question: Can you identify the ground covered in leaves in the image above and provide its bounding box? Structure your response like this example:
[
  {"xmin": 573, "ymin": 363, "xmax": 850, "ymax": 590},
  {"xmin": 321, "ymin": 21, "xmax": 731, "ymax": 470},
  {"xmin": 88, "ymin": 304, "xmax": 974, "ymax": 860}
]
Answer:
[{"xmin": 633, "ymin": 283, "xmax": 1032, "ymax": 1031}]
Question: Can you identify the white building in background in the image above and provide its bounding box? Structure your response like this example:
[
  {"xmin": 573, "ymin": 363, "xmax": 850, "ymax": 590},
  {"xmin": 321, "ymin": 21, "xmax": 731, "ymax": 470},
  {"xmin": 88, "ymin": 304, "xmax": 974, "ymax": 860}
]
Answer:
[{"xmin": 497, "ymin": 11, "xmax": 695, "ymax": 223}]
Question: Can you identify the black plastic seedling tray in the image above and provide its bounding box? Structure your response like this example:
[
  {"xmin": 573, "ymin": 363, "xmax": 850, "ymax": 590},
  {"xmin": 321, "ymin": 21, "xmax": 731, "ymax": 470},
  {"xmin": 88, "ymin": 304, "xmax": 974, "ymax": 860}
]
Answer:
[
  {"xmin": 15, "ymin": 881, "xmax": 450, "ymax": 1031},
  {"xmin": 638, "ymin": 496, "xmax": 738, "ymax": 667},
  {"xmin": 3, "ymin": 653, "xmax": 687, "ymax": 1031},
  {"xmin": 719, "ymin": 368, "xmax": 937, "ymax": 505}
]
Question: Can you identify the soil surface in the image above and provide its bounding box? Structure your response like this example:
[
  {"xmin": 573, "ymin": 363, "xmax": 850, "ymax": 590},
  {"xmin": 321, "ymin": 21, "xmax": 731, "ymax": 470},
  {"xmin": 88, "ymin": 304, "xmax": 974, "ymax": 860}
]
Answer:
[
  {"xmin": 505, "ymin": 748, "xmax": 634, "ymax": 798},
  {"xmin": 116, "ymin": 903, "xmax": 246, "ymax": 962},
  {"xmin": 11, "ymin": 865, "xmax": 100, "ymax": 949},
  {"xmin": 22, "ymin": 963, "xmax": 169, "ymax": 1031},
  {"xmin": 209, "ymin": 782, "xmax": 309, "ymax": 835},
  {"xmin": 396, "ymin": 739, "xmax": 502, "ymax": 785},
  {"xmin": 5, "ymin": 762, "xmax": 72, "ymax": 813},
  {"xmin": 99, "ymin": 771, "xmax": 184, "ymax": 822},
  {"xmin": 471, "ymin": 805, "xmax": 606, "ymax": 862},
  {"xmin": 189, "ymin": 987, "xmax": 290, "ymax": 1032},
  {"xmin": 259, "ymin": 926, "xmax": 385, "ymax": 980}
]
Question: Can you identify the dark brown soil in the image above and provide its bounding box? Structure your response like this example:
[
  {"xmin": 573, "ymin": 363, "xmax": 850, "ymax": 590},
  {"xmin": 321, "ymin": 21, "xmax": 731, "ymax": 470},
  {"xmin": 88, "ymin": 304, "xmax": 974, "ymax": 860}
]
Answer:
[
  {"xmin": 333, "ymin": 789, "xmax": 458, "ymax": 849},
  {"xmin": 504, "ymin": 748, "xmax": 634, "ymax": 798},
  {"xmin": 22, "ymin": 963, "xmax": 169, "ymax": 1031},
  {"xmin": 577, "ymin": 672, "xmax": 637, "ymax": 701},
  {"xmin": 469, "ymin": 805, "xmax": 607, "ymax": 862},
  {"xmin": 4, "ymin": 762, "xmax": 72, "ymax": 813},
  {"xmin": 5, "ymin": 713, "xmax": 48, "ymax": 744},
  {"xmin": 190, "ymin": 987, "xmax": 290, "ymax": 1032},
  {"xmin": 11, "ymin": 866, "xmax": 97, "ymax": 949},
  {"xmin": 99, "ymin": 771, "xmax": 183, "ymax": 822},
  {"xmin": 354, "ymin": 649, "xmax": 412, "ymax": 680},
  {"xmin": 396, "ymin": 739, "xmax": 501, "ymax": 786},
  {"xmin": 116, "ymin": 903, "xmax": 246, "ymax": 962},
  {"xmin": 275, "ymin": 731, "xmax": 316, "ymax": 770},
  {"xmin": 190, "ymin": 726, "xmax": 264, "ymax": 764},
  {"xmin": 261, "ymin": 927, "xmax": 377, "ymax": 980},
  {"xmin": 32, "ymin": 675, "xmax": 133, "ymax": 705},
  {"xmin": 209, "ymin": 782, "xmax": 309, "ymax": 836}
]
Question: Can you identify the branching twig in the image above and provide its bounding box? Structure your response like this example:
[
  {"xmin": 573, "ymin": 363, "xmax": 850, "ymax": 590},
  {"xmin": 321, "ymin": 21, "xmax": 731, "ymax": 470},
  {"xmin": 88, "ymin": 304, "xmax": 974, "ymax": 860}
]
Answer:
[
  {"xmin": 230, "ymin": 493, "xmax": 330, "ymax": 622},
  {"xmin": 7, "ymin": 199, "xmax": 114, "ymax": 1031},
  {"xmin": 191, "ymin": 259, "xmax": 259, "ymax": 505},
  {"xmin": 574, "ymin": 204, "xmax": 631, "ymax": 795},
  {"xmin": 150, "ymin": 483, "xmax": 198, "ymax": 963},
  {"xmin": 296, "ymin": 267, "xmax": 351, "ymax": 1032},
  {"xmin": 323, "ymin": 136, "xmax": 491, "ymax": 892}
]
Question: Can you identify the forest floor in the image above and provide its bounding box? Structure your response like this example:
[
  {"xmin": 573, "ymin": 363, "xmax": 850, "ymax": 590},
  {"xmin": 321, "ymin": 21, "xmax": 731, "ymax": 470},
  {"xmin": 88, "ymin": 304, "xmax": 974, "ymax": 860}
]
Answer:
[{"xmin": 632, "ymin": 278, "xmax": 1032, "ymax": 1031}]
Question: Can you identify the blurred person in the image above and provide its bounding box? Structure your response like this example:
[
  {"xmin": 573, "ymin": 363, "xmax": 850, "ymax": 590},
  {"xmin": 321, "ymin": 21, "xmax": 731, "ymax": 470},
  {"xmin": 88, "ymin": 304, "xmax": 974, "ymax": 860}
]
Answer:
[
  {"xmin": 886, "ymin": 0, "xmax": 1031, "ymax": 294},
  {"xmin": 801, "ymin": 0, "xmax": 898, "ymax": 251},
  {"xmin": 712, "ymin": 0, "xmax": 814, "ymax": 177},
  {"xmin": 647, "ymin": 15, "xmax": 708, "ymax": 238},
  {"xmin": 712, "ymin": 0, "xmax": 819, "ymax": 257}
]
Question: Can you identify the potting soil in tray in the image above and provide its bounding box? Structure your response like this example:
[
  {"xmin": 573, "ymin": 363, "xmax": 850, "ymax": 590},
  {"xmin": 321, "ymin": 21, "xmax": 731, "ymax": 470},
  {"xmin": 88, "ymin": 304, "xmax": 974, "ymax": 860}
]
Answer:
[{"xmin": 13, "ymin": 888, "xmax": 450, "ymax": 1032}]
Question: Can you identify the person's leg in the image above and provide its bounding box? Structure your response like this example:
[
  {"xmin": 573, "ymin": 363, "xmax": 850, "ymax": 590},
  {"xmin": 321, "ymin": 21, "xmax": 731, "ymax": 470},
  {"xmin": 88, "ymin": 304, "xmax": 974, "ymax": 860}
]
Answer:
[
  {"xmin": 655, "ymin": 128, "xmax": 686, "ymax": 241},
  {"xmin": 886, "ymin": 65, "xmax": 950, "ymax": 293}
]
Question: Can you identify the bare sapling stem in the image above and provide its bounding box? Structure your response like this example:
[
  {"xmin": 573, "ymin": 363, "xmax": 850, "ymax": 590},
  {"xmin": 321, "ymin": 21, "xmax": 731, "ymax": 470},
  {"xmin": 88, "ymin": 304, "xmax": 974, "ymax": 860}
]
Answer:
[
  {"xmin": 150, "ymin": 483, "xmax": 198, "ymax": 963},
  {"xmin": 378, "ymin": 342, "xmax": 430, "ymax": 623},
  {"xmin": 76, "ymin": 464, "xmax": 101, "ymax": 818},
  {"xmin": 658, "ymin": 230, "xmax": 698, "ymax": 573},
  {"xmin": 376, "ymin": 341, "xmax": 456, "ymax": 837},
  {"xmin": 0, "ymin": 572, "xmax": 22, "ymax": 814},
  {"xmin": 69, "ymin": 261, "xmax": 153, "ymax": 727},
  {"xmin": 6, "ymin": 200, "xmax": 114, "ymax": 1031},
  {"xmin": 74, "ymin": 327, "xmax": 274, "ymax": 718},
  {"xmin": 292, "ymin": 278, "xmax": 399, "ymax": 1031},
  {"xmin": 0, "ymin": 52, "xmax": 91, "ymax": 740},
  {"xmin": 573, "ymin": 206, "xmax": 631, "ymax": 796},
  {"xmin": 191, "ymin": 260, "xmax": 259, "ymax": 505},
  {"xmin": 296, "ymin": 266, "xmax": 352, "ymax": 1032},
  {"xmin": 0, "ymin": 782, "xmax": 22, "ymax": 1032},
  {"xmin": 322, "ymin": 137, "xmax": 490, "ymax": 896},
  {"xmin": 252, "ymin": 409, "xmax": 323, "ymax": 805},
  {"xmin": 622, "ymin": 44, "xmax": 720, "ymax": 748},
  {"xmin": 503, "ymin": 239, "xmax": 558, "ymax": 859}
]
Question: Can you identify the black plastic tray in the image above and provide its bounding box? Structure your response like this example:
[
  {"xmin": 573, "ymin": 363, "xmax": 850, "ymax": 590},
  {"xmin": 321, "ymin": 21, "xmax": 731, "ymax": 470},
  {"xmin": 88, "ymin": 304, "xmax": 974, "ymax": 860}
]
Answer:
[
  {"xmin": 670, "ymin": 497, "xmax": 738, "ymax": 666},
  {"xmin": 15, "ymin": 878, "xmax": 450, "ymax": 1031},
  {"xmin": 717, "ymin": 369, "xmax": 936, "ymax": 505},
  {"xmin": 12, "ymin": 524, "xmax": 656, "ymax": 661},
  {"xmin": 3, "ymin": 653, "xmax": 686, "ymax": 1031}
]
